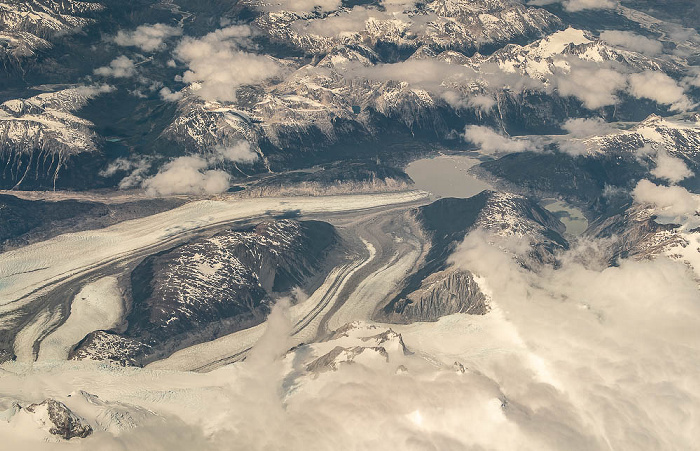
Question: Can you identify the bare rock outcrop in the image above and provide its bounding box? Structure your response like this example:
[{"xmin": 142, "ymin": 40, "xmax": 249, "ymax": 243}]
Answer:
[
  {"xmin": 391, "ymin": 269, "xmax": 489, "ymax": 323},
  {"xmin": 24, "ymin": 399, "xmax": 93, "ymax": 440}
]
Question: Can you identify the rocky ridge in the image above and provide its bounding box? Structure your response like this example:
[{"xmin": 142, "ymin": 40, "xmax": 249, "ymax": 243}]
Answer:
[
  {"xmin": 587, "ymin": 203, "xmax": 696, "ymax": 264},
  {"xmin": 390, "ymin": 268, "xmax": 489, "ymax": 323},
  {"xmin": 381, "ymin": 192, "xmax": 567, "ymax": 323},
  {"xmin": 302, "ymin": 322, "xmax": 411, "ymax": 376},
  {"xmin": 72, "ymin": 219, "xmax": 341, "ymax": 365},
  {"xmin": 0, "ymin": 0, "xmax": 104, "ymax": 68},
  {"xmin": 0, "ymin": 86, "xmax": 111, "ymax": 189},
  {"xmin": 22, "ymin": 399, "xmax": 93, "ymax": 440}
]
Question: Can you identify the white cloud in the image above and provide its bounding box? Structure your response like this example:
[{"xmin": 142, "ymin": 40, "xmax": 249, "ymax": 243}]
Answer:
[
  {"xmin": 556, "ymin": 118, "xmax": 616, "ymax": 156},
  {"xmin": 683, "ymin": 67, "xmax": 700, "ymax": 88},
  {"xmin": 552, "ymin": 59, "xmax": 627, "ymax": 109},
  {"xmin": 139, "ymin": 142, "xmax": 258, "ymax": 195},
  {"xmin": 562, "ymin": 117, "xmax": 616, "ymax": 138},
  {"xmin": 464, "ymin": 126, "xmax": 536, "ymax": 154},
  {"xmin": 651, "ymin": 150, "xmax": 693, "ymax": 183},
  {"xmin": 246, "ymin": 299, "xmax": 292, "ymax": 367},
  {"xmin": 550, "ymin": 62, "xmax": 696, "ymax": 112},
  {"xmin": 468, "ymin": 94, "xmax": 497, "ymax": 112},
  {"xmin": 260, "ymin": 0, "xmax": 341, "ymax": 13},
  {"xmin": 213, "ymin": 141, "xmax": 259, "ymax": 164},
  {"xmin": 174, "ymin": 26, "xmax": 282, "ymax": 102},
  {"xmin": 142, "ymin": 155, "xmax": 231, "ymax": 196},
  {"xmin": 349, "ymin": 59, "xmax": 476, "ymax": 89},
  {"xmin": 100, "ymin": 158, "xmax": 140, "ymax": 177},
  {"xmin": 346, "ymin": 60, "xmax": 533, "ymax": 113},
  {"xmin": 599, "ymin": 30, "xmax": 663, "ymax": 56},
  {"xmin": 345, "ymin": 59, "xmax": 542, "ymax": 106},
  {"xmin": 440, "ymin": 92, "xmax": 497, "ymax": 112},
  {"xmin": 529, "ymin": 0, "xmax": 618, "ymax": 12},
  {"xmin": 93, "ymin": 56, "xmax": 137, "ymax": 78},
  {"xmin": 668, "ymin": 25, "xmax": 700, "ymax": 46},
  {"xmin": 557, "ymin": 140, "xmax": 590, "ymax": 156},
  {"xmin": 439, "ymin": 91, "xmax": 467, "ymax": 109},
  {"xmin": 118, "ymin": 162, "xmax": 152, "ymax": 189},
  {"xmin": 159, "ymin": 87, "xmax": 183, "ymax": 102},
  {"xmin": 565, "ymin": 0, "xmax": 617, "ymax": 12},
  {"xmin": 294, "ymin": 7, "xmax": 375, "ymax": 37},
  {"xmin": 632, "ymin": 179, "xmax": 699, "ymax": 217},
  {"xmin": 74, "ymin": 84, "xmax": 115, "ymax": 97},
  {"xmin": 381, "ymin": 0, "xmax": 417, "ymax": 6},
  {"xmin": 100, "ymin": 157, "xmax": 152, "ymax": 189},
  {"xmin": 479, "ymin": 62, "xmax": 546, "ymax": 93},
  {"xmin": 628, "ymin": 71, "xmax": 694, "ymax": 112},
  {"xmin": 114, "ymin": 23, "xmax": 183, "ymax": 52}
]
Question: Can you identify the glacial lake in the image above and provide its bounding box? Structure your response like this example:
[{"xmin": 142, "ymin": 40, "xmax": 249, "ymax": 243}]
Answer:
[
  {"xmin": 541, "ymin": 199, "xmax": 588, "ymax": 236},
  {"xmin": 406, "ymin": 154, "xmax": 589, "ymax": 236},
  {"xmin": 405, "ymin": 154, "xmax": 492, "ymax": 198}
]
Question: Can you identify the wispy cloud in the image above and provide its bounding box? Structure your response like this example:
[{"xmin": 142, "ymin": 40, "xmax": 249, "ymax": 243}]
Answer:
[
  {"xmin": 529, "ymin": 0, "xmax": 618, "ymax": 12},
  {"xmin": 464, "ymin": 126, "xmax": 540, "ymax": 154},
  {"xmin": 94, "ymin": 56, "xmax": 137, "ymax": 78},
  {"xmin": 140, "ymin": 142, "xmax": 259, "ymax": 196},
  {"xmin": 114, "ymin": 23, "xmax": 183, "ymax": 52}
]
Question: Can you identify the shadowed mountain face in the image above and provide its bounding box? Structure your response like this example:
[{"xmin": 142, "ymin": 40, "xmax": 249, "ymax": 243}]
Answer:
[
  {"xmin": 380, "ymin": 192, "xmax": 567, "ymax": 323},
  {"xmin": 478, "ymin": 114, "xmax": 700, "ymax": 214},
  {"xmin": 71, "ymin": 219, "xmax": 340, "ymax": 365},
  {"xmin": 479, "ymin": 151, "xmax": 648, "ymax": 208},
  {"xmin": 388, "ymin": 268, "xmax": 490, "ymax": 323},
  {"xmin": 0, "ymin": 193, "xmax": 185, "ymax": 251}
]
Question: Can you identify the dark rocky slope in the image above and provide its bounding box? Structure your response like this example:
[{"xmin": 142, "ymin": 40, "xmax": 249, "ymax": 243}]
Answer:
[
  {"xmin": 380, "ymin": 191, "xmax": 567, "ymax": 323},
  {"xmin": 23, "ymin": 399, "xmax": 93, "ymax": 440},
  {"xmin": 0, "ymin": 193, "xmax": 184, "ymax": 251},
  {"xmin": 72, "ymin": 219, "xmax": 342, "ymax": 365}
]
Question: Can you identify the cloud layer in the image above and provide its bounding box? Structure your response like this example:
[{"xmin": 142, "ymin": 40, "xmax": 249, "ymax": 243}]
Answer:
[
  {"xmin": 632, "ymin": 179, "xmax": 699, "ymax": 217},
  {"xmin": 551, "ymin": 59, "xmax": 627, "ymax": 109},
  {"xmin": 142, "ymin": 156, "xmax": 231, "ymax": 196},
  {"xmin": 447, "ymin": 229, "xmax": 700, "ymax": 450},
  {"xmin": 650, "ymin": 150, "xmax": 693, "ymax": 183},
  {"xmin": 599, "ymin": 30, "xmax": 663, "ymax": 56},
  {"xmin": 3, "ymin": 227, "xmax": 699, "ymax": 450},
  {"xmin": 628, "ymin": 71, "xmax": 694, "ymax": 111},
  {"xmin": 94, "ymin": 56, "xmax": 136, "ymax": 78},
  {"xmin": 114, "ymin": 24, "xmax": 183, "ymax": 52},
  {"xmin": 140, "ymin": 142, "xmax": 259, "ymax": 196},
  {"xmin": 529, "ymin": 0, "xmax": 617, "ymax": 12},
  {"xmin": 174, "ymin": 25, "xmax": 282, "ymax": 102},
  {"xmin": 464, "ymin": 126, "xmax": 538, "ymax": 154},
  {"xmin": 561, "ymin": 117, "xmax": 616, "ymax": 138}
]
